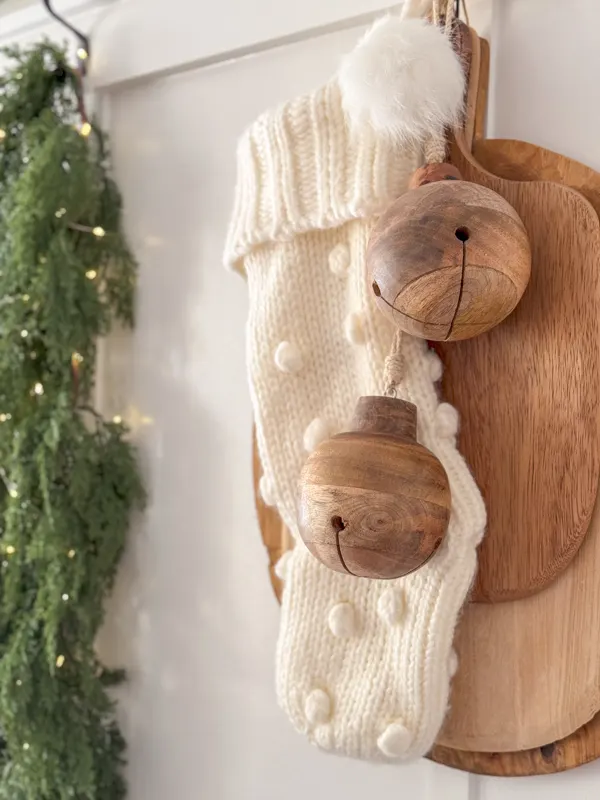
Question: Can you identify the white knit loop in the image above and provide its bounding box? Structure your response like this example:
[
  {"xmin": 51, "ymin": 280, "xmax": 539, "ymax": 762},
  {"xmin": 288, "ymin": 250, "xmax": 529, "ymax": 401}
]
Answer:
[
  {"xmin": 259, "ymin": 474, "xmax": 276, "ymax": 507},
  {"xmin": 377, "ymin": 587, "xmax": 405, "ymax": 626},
  {"xmin": 274, "ymin": 341, "xmax": 303, "ymax": 373},
  {"xmin": 305, "ymin": 689, "xmax": 332, "ymax": 726},
  {"xmin": 377, "ymin": 721, "xmax": 412, "ymax": 758},
  {"xmin": 328, "ymin": 602, "xmax": 358, "ymax": 637},
  {"xmin": 344, "ymin": 311, "xmax": 367, "ymax": 345},
  {"xmin": 328, "ymin": 243, "xmax": 351, "ymax": 276},
  {"xmin": 303, "ymin": 418, "xmax": 333, "ymax": 452}
]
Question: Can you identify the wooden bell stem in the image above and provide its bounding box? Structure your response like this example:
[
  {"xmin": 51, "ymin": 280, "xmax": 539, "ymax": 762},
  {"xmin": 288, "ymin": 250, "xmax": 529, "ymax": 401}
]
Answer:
[{"xmin": 351, "ymin": 395, "xmax": 417, "ymax": 440}]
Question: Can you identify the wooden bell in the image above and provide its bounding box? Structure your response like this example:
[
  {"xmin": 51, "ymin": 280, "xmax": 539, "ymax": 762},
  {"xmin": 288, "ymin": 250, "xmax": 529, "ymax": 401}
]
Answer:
[
  {"xmin": 298, "ymin": 396, "xmax": 451, "ymax": 579},
  {"xmin": 367, "ymin": 165, "xmax": 532, "ymax": 341}
]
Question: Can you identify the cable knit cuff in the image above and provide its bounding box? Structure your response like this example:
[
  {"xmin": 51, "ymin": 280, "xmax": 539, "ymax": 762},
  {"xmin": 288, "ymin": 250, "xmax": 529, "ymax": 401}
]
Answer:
[{"xmin": 223, "ymin": 80, "xmax": 418, "ymax": 272}]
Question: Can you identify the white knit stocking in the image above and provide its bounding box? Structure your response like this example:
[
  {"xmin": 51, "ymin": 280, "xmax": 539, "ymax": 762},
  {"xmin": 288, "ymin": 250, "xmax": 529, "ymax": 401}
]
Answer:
[{"xmin": 224, "ymin": 78, "xmax": 486, "ymax": 762}]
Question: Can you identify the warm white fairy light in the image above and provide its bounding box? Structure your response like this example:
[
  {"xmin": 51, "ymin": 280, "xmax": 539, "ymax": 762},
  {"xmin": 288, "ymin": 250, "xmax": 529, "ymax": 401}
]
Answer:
[
  {"xmin": 62, "ymin": 593, "xmax": 69, "ymax": 601},
  {"xmin": 55, "ymin": 208, "xmax": 67, "ymax": 218},
  {"xmin": 0, "ymin": 414, "xmax": 7, "ymax": 423},
  {"xmin": 16, "ymin": 679, "xmax": 22, "ymax": 687},
  {"xmin": 56, "ymin": 655, "xmax": 65, "ymax": 668},
  {"xmin": 20, "ymin": 329, "xmax": 28, "ymax": 338},
  {"xmin": 68, "ymin": 549, "xmax": 76, "ymax": 558},
  {"xmin": 6, "ymin": 545, "xmax": 15, "ymax": 555},
  {"xmin": 77, "ymin": 47, "xmax": 88, "ymax": 60},
  {"xmin": 92, "ymin": 226, "xmax": 105, "ymax": 238},
  {"xmin": 8, "ymin": 489, "xmax": 18, "ymax": 499},
  {"xmin": 112, "ymin": 415, "xmax": 122, "ymax": 424},
  {"xmin": 72, "ymin": 352, "xmax": 84, "ymax": 365},
  {"xmin": 33, "ymin": 382, "xmax": 44, "ymax": 395},
  {"xmin": 79, "ymin": 121, "xmax": 92, "ymax": 137},
  {"xmin": 22, "ymin": 294, "xmax": 29, "ymax": 302},
  {"xmin": 0, "ymin": 129, "xmax": 5, "ymax": 140},
  {"xmin": 22, "ymin": 742, "xmax": 30, "ymax": 751},
  {"xmin": 85, "ymin": 269, "xmax": 97, "ymax": 280}
]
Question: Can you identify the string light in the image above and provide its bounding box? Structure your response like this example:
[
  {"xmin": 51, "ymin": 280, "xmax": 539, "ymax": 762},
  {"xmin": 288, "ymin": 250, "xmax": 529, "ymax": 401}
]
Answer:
[
  {"xmin": 79, "ymin": 121, "xmax": 92, "ymax": 137},
  {"xmin": 92, "ymin": 226, "xmax": 105, "ymax": 238},
  {"xmin": 55, "ymin": 207, "xmax": 66, "ymax": 218},
  {"xmin": 1, "ymin": 561, "xmax": 7, "ymax": 568},
  {"xmin": 0, "ymin": 129, "xmax": 5, "ymax": 140},
  {"xmin": 20, "ymin": 329, "xmax": 28, "ymax": 338},
  {"xmin": 16, "ymin": 679, "xmax": 22, "ymax": 687},
  {"xmin": 56, "ymin": 655, "xmax": 65, "ymax": 668},
  {"xmin": 85, "ymin": 269, "xmax": 97, "ymax": 280},
  {"xmin": 67, "ymin": 549, "xmax": 76, "ymax": 558},
  {"xmin": 22, "ymin": 742, "xmax": 30, "ymax": 751},
  {"xmin": 77, "ymin": 47, "xmax": 88, "ymax": 60},
  {"xmin": 62, "ymin": 593, "xmax": 69, "ymax": 602},
  {"xmin": 0, "ymin": 414, "xmax": 8, "ymax": 422},
  {"xmin": 33, "ymin": 382, "xmax": 44, "ymax": 395},
  {"xmin": 22, "ymin": 294, "xmax": 29, "ymax": 302},
  {"xmin": 8, "ymin": 489, "xmax": 18, "ymax": 499},
  {"xmin": 6, "ymin": 546, "xmax": 15, "ymax": 555},
  {"xmin": 112, "ymin": 415, "xmax": 122, "ymax": 424},
  {"xmin": 72, "ymin": 352, "xmax": 83, "ymax": 365},
  {"xmin": 39, "ymin": 256, "xmax": 47, "ymax": 264}
]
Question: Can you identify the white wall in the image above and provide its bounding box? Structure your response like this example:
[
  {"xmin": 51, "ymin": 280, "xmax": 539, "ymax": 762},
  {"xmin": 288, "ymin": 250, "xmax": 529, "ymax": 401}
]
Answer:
[{"xmin": 1, "ymin": 1, "xmax": 598, "ymax": 798}]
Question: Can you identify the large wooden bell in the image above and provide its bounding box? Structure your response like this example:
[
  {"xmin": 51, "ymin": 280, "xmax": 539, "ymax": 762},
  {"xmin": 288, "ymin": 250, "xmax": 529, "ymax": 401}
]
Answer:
[
  {"xmin": 367, "ymin": 167, "xmax": 531, "ymax": 341},
  {"xmin": 298, "ymin": 396, "xmax": 451, "ymax": 579}
]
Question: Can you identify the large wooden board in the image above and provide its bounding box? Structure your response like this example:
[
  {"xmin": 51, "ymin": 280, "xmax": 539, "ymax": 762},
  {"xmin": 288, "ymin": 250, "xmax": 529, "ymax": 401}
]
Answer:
[
  {"xmin": 251, "ymin": 28, "xmax": 600, "ymax": 774},
  {"xmin": 436, "ymin": 135, "xmax": 600, "ymax": 750}
]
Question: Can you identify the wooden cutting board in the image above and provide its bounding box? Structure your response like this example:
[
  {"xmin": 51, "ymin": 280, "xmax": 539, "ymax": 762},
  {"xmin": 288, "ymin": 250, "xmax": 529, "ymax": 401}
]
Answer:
[{"xmin": 445, "ymin": 29, "xmax": 600, "ymax": 604}]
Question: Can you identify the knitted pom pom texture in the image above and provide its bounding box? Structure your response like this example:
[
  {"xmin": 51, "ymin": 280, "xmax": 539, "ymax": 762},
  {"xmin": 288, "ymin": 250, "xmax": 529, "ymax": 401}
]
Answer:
[{"xmin": 224, "ymin": 77, "xmax": 486, "ymax": 761}]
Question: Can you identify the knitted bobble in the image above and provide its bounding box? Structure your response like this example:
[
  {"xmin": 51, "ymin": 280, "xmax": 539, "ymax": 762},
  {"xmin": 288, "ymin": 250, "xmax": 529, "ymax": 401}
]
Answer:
[
  {"xmin": 434, "ymin": 402, "xmax": 460, "ymax": 439},
  {"xmin": 259, "ymin": 474, "xmax": 276, "ymax": 507},
  {"xmin": 274, "ymin": 341, "xmax": 303, "ymax": 373},
  {"xmin": 377, "ymin": 587, "xmax": 405, "ymax": 626},
  {"xmin": 427, "ymin": 350, "xmax": 444, "ymax": 382},
  {"xmin": 274, "ymin": 550, "xmax": 293, "ymax": 581},
  {"xmin": 377, "ymin": 721, "xmax": 412, "ymax": 758},
  {"xmin": 314, "ymin": 724, "xmax": 334, "ymax": 750},
  {"xmin": 449, "ymin": 649, "xmax": 459, "ymax": 678},
  {"xmin": 328, "ymin": 243, "xmax": 350, "ymax": 276},
  {"xmin": 303, "ymin": 417, "xmax": 333, "ymax": 452},
  {"xmin": 344, "ymin": 311, "xmax": 367, "ymax": 345},
  {"xmin": 305, "ymin": 689, "xmax": 332, "ymax": 725},
  {"xmin": 328, "ymin": 602, "xmax": 357, "ymax": 638}
]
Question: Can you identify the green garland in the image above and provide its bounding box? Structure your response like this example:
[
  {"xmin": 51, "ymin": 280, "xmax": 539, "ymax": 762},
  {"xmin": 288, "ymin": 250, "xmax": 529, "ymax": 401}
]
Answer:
[{"xmin": 0, "ymin": 43, "xmax": 144, "ymax": 799}]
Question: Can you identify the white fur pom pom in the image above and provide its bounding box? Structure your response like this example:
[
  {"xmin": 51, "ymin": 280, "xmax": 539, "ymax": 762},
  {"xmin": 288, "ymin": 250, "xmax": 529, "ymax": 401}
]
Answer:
[{"xmin": 338, "ymin": 16, "xmax": 464, "ymax": 143}]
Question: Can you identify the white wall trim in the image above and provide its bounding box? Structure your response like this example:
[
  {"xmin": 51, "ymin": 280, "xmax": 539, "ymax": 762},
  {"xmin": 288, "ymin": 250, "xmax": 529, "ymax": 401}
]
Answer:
[
  {"xmin": 91, "ymin": 2, "xmax": 401, "ymax": 90},
  {"xmin": 0, "ymin": 0, "xmax": 116, "ymax": 43}
]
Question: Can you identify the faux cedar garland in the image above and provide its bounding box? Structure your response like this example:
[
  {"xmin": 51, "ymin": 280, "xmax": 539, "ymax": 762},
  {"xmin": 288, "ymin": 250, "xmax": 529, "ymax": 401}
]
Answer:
[{"xmin": 0, "ymin": 43, "xmax": 144, "ymax": 799}]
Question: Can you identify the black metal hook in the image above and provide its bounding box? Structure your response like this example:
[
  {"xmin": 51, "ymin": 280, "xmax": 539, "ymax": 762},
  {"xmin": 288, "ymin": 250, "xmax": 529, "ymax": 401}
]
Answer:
[{"xmin": 42, "ymin": 0, "xmax": 90, "ymax": 74}]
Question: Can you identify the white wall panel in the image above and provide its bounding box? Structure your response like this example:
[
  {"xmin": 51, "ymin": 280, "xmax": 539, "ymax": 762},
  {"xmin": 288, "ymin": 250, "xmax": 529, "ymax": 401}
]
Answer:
[{"xmin": 97, "ymin": 22, "xmax": 471, "ymax": 800}]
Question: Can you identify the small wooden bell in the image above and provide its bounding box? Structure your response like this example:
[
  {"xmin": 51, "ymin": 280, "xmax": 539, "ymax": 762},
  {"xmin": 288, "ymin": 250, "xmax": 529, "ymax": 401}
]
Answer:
[
  {"xmin": 298, "ymin": 396, "xmax": 451, "ymax": 579},
  {"xmin": 368, "ymin": 166, "xmax": 531, "ymax": 341}
]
